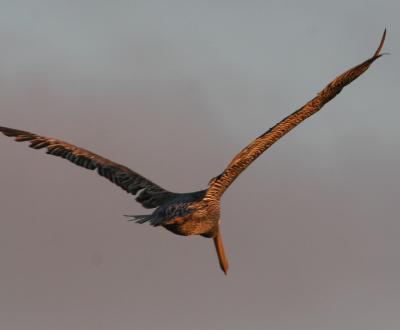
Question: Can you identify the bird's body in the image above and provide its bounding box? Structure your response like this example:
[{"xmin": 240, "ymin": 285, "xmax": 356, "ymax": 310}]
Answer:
[
  {"xmin": 132, "ymin": 190, "xmax": 215, "ymax": 237},
  {"xmin": 0, "ymin": 31, "xmax": 386, "ymax": 275}
]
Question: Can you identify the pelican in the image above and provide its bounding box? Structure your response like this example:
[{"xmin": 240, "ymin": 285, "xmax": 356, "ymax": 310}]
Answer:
[{"xmin": 0, "ymin": 30, "xmax": 386, "ymax": 274}]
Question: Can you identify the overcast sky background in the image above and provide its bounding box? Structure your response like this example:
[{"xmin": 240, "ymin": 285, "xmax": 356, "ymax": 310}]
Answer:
[{"xmin": 0, "ymin": 1, "xmax": 399, "ymax": 329}]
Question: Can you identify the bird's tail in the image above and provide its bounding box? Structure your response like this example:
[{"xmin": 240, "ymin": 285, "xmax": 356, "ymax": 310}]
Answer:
[
  {"xmin": 213, "ymin": 229, "xmax": 229, "ymax": 275},
  {"xmin": 124, "ymin": 214, "xmax": 153, "ymax": 224}
]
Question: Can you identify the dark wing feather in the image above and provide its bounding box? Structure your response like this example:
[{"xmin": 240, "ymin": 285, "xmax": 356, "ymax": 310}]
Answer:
[
  {"xmin": 0, "ymin": 127, "xmax": 178, "ymax": 208},
  {"xmin": 206, "ymin": 30, "xmax": 386, "ymax": 199}
]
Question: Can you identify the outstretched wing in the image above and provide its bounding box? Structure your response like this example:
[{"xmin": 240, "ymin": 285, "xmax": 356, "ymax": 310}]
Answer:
[
  {"xmin": 206, "ymin": 30, "xmax": 386, "ymax": 199},
  {"xmin": 0, "ymin": 126, "xmax": 178, "ymax": 208}
]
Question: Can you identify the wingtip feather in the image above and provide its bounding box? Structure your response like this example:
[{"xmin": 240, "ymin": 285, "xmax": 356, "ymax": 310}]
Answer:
[{"xmin": 373, "ymin": 29, "xmax": 386, "ymax": 57}]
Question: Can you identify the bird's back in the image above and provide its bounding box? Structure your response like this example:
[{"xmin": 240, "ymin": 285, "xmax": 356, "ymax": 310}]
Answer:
[{"xmin": 132, "ymin": 189, "xmax": 207, "ymax": 227}]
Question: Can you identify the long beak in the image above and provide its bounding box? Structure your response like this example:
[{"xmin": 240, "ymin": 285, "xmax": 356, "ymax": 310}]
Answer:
[{"xmin": 213, "ymin": 229, "xmax": 229, "ymax": 275}]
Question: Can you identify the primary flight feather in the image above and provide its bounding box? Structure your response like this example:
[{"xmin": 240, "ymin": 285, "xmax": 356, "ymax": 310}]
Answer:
[{"xmin": 0, "ymin": 30, "xmax": 386, "ymax": 275}]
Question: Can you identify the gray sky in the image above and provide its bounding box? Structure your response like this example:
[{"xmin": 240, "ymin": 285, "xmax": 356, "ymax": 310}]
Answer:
[{"xmin": 0, "ymin": 1, "xmax": 399, "ymax": 329}]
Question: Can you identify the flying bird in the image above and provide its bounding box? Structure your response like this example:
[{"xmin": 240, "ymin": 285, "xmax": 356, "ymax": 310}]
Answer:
[{"xmin": 0, "ymin": 31, "xmax": 386, "ymax": 275}]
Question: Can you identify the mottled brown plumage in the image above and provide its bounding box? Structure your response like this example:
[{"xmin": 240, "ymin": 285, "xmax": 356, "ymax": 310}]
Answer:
[{"xmin": 0, "ymin": 31, "xmax": 386, "ymax": 275}]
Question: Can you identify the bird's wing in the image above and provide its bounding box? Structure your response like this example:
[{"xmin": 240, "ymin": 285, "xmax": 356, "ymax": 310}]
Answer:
[
  {"xmin": 206, "ymin": 30, "xmax": 386, "ymax": 199},
  {"xmin": 0, "ymin": 126, "xmax": 179, "ymax": 208}
]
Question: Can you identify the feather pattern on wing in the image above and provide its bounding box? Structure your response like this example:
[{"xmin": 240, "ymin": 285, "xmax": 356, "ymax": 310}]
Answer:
[
  {"xmin": 0, "ymin": 127, "xmax": 178, "ymax": 208},
  {"xmin": 206, "ymin": 29, "xmax": 386, "ymax": 199}
]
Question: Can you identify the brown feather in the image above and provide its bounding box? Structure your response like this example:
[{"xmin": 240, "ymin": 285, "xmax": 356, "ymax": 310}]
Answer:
[
  {"xmin": 0, "ymin": 126, "xmax": 178, "ymax": 208},
  {"xmin": 206, "ymin": 30, "xmax": 386, "ymax": 200}
]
